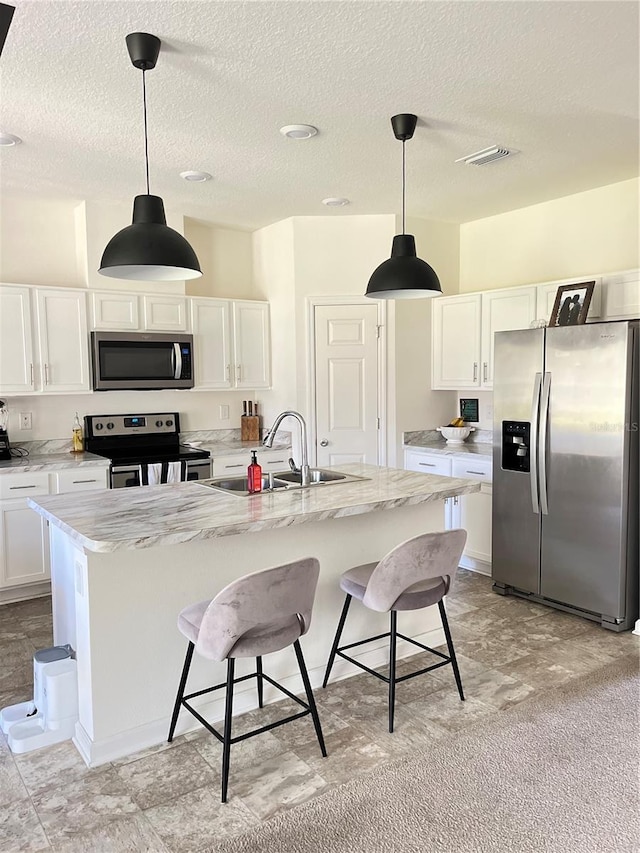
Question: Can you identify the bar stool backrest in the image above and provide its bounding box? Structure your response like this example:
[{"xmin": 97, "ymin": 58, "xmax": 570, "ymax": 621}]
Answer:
[
  {"xmin": 362, "ymin": 529, "xmax": 467, "ymax": 612},
  {"xmin": 196, "ymin": 557, "xmax": 321, "ymax": 661}
]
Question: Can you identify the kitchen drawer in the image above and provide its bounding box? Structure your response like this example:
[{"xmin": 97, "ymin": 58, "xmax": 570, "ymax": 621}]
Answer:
[
  {"xmin": 55, "ymin": 468, "xmax": 108, "ymax": 493},
  {"xmin": 212, "ymin": 451, "xmax": 291, "ymax": 478},
  {"xmin": 451, "ymin": 457, "xmax": 492, "ymax": 483},
  {"xmin": 404, "ymin": 451, "xmax": 452, "ymax": 477},
  {"xmin": 0, "ymin": 472, "xmax": 50, "ymax": 500}
]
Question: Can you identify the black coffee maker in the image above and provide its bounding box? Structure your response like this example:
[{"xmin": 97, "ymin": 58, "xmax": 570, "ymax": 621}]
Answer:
[{"xmin": 0, "ymin": 399, "xmax": 12, "ymax": 460}]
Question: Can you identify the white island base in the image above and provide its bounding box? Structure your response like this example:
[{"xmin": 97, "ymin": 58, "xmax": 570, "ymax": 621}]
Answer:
[{"xmin": 32, "ymin": 464, "xmax": 480, "ymax": 767}]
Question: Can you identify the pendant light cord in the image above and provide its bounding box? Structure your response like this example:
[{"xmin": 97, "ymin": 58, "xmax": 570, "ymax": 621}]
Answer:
[
  {"xmin": 401, "ymin": 138, "xmax": 406, "ymax": 235},
  {"xmin": 142, "ymin": 68, "xmax": 150, "ymax": 195}
]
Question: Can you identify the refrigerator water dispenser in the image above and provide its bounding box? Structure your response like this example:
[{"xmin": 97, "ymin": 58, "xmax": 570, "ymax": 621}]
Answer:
[{"xmin": 501, "ymin": 421, "xmax": 530, "ymax": 472}]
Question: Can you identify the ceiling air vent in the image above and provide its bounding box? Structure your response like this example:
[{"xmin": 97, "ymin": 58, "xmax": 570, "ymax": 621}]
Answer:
[{"xmin": 455, "ymin": 146, "xmax": 515, "ymax": 166}]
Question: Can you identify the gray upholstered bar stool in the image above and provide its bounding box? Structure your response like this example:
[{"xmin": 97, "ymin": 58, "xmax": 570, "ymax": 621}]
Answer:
[
  {"xmin": 323, "ymin": 529, "xmax": 467, "ymax": 733},
  {"xmin": 168, "ymin": 557, "xmax": 326, "ymax": 803}
]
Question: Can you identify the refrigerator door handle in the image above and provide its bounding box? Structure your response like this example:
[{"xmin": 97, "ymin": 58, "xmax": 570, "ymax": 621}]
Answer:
[
  {"xmin": 530, "ymin": 372, "xmax": 542, "ymax": 514},
  {"xmin": 539, "ymin": 371, "xmax": 551, "ymax": 515}
]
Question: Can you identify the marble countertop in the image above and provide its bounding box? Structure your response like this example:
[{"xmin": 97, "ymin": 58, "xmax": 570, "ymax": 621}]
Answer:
[
  {"xmin": 29, "ymin": 463, "xmax": 480, "ymax": 554},
  {"xmin": 403, "ymin": 435, "xmax": 493, "ymax": 461},
  {"xmin": 0, "ymin": 451, "xmax": 110, "ymax": 475}
]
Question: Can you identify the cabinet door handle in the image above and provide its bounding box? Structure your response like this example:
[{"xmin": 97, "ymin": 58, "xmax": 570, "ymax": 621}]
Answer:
[
  {"xmin": 236, "ymin": 364, "xmax": 241, "ymax": 381},
  {"xmin": 483, "ymin": 362, "xmax": 488, "ymax": 383},
  {"xmin": 72, "ymin": 479, "xmax": 98, "ymax": 484},
  {"xmin": 226, "ymin": 364, "xmax": 230, "ymax": 381},
  {"xmin": 454, "ymin": 496, "xmax": 459, "ymax": 506},
  {"xmin": 419, "ymin": 462, "xmax": 436, "ymax": 467},
  {"xmin": 473, "ymin": 362, "xmax": 478, "ymax": 382},
  {"xmin": 224, "ymin": 463, "xmax": 243, "ymax": 469},
  {"xmin": 9, "ymin": 484, "xmax": 38, "ymax": 490},
  {"xmin": 265, "ymin": 459, "xmax": 285, "ymax": 464},
  {"xmin": 466, "ymin": 470, "xmax": 486, "ymax": 476},
  {"xmin": 44, "ymin": 363, "xmax": 49, "ymax": 384},
  {"xmin": 30, "ymin": 363, "xmax": 34, "ymax": 384}
]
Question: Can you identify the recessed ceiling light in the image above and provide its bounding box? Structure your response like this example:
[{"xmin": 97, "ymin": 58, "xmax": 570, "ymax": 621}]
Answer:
[
  {"xmin": 0, "ymin": 132, "xmax": 22, "ymax": 147},
  {"xmin": 279, "ymin": 124, "xmax": 318, "ymax": 140},
  {"xmin": 322, "ymin": 197, "xmax": 350, "ymax": 207},
  {"xmin": 179, "ymin": 170, "xmax": 212, "ymax": 182}
]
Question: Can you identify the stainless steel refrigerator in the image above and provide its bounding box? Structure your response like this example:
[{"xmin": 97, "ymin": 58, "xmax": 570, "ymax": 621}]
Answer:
[{"xmin": 492, "ymin": 321, "xmax": 639, "ymax": 631}]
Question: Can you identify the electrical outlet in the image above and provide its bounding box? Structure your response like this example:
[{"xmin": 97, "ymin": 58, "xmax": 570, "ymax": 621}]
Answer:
[
  {"xmin": 219, "ymin": 404, "xmax": 230, "ymax": 420},
  {"xmin": 19, "ymin": 412, "xmax": 32, "ymax": 430}
]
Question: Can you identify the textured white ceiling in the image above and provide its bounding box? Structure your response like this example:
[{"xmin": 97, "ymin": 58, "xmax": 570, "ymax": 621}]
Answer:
[{"xmin": 1, "ymin": 1, "xmax": 638, "ymax": 229}]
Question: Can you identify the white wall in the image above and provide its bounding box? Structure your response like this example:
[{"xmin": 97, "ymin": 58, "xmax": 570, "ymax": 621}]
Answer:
[
  {"xmin": 184, "ymin": 219, "xmax": 255, "ymax": 299},
  {"xmin": 0, "ymin": 196, "xmax": 84, "ymax": 287},
  {"xmin": 4, "ymin": 389, "xmax": 251, "ymax": 442},
  {"xmin": 459, "ymin": 178, "xmax": 640, "ymax": 292}
]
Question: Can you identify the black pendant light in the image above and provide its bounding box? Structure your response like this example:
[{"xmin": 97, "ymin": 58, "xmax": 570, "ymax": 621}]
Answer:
[
  {"xmin": 365, "ymin": 114, "xmax": 441, "ymax": 299},
  {"xmin": 99, "ymin": 33, "xmax": 202, "ymax": 281}
]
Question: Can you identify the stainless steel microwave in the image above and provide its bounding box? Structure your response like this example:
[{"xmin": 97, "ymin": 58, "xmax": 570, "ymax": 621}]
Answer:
[{"xmin": 91, "ymin": 332, "xmax": 194, "ymax": 391}]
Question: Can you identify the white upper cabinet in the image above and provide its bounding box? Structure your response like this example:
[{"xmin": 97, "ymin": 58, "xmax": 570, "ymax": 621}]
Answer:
[
  {"xmin": 36, "ymin": 289, "xmax": 91, "ymax": 392},
  {"xmin": 90, "ymin": 291, "xmax": 139, "ymax": 330},
  {"xmin": 537, "ymin": 277, "xmax": 602, "ymax": 323},
  {"xmin": 232, "ymin": 301, "xmax": 271, "ymax": 389},
  {"xmin": 603, "ymin": 270, "xmax": 640, "ymax": 319},
  {"xmin": 431, "ymin": 294, "xmax": 481, "ymax": 389},
  {"xmin": 142, "ymin": 295, "xmax": 188, "ymax": 331},
  {"xmin": 0, "ymin": 285, "xmax": 36, "ymax": 393},
  {"xmin": 190, "ymin": 298, "xmax": 232, "ymax": 389},
  {"xmin": 191, "ymin": 297, "xmax": 271, "ymax": 391},
  {"xmin": 0, "ymin": 285, "xmax": 90, "ymax": 395},
  {"xmin": 480, "ymin": 286, "xmax": 537, "ymax": 388},
  {"xmin": 90, "ymin": 291, "xmax": 187, "ymax": 331}
]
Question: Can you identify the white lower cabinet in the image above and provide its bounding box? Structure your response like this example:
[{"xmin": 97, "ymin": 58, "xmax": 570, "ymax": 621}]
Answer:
[
  {"xmin": 211, "ymin": 449, "xmax": 291, "ymax": 479},
  {"xmin": 404, "ymin": 449, "xmax": 493, "ymax": 574},
  {"xmin": 0, "ymin": 466, "xmax": 108, "ymax": 603}
]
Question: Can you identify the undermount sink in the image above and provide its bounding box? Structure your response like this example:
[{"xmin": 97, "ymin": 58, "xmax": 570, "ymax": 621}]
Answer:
[
  {"xmin": 197, "ymin": 468, "xmax": 367, "ymax": 497},
  {"xmin": 275, "ymin": 468, "xmax": 348, "ymax": 485}
]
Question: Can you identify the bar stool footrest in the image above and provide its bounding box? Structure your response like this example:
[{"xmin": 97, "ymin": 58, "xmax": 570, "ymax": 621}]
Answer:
[{"xmin": 335, "ymin": 629, "xmax": 454, "ymax": 685}]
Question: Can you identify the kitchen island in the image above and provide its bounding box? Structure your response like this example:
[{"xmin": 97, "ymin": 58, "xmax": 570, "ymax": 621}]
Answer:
[{"xmin": 29, "ymin": 463, "xmax": 480, "ymax": 766}]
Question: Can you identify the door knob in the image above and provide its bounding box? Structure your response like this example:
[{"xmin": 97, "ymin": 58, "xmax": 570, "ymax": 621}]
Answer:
[{"xmin": 320, "ymin": 439, "xmax": 329, "ymax": 447}]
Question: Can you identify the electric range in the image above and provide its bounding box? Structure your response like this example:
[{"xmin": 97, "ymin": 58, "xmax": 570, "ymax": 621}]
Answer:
[{"xmin": 84, "ymin": 412, "xmax": 211, "ymax": 488}]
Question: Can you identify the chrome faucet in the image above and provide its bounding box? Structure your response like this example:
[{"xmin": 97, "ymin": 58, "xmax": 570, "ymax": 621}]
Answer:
[{"xmin": 263, "ymin": 410, "xmax": 310, "ymax": 487}]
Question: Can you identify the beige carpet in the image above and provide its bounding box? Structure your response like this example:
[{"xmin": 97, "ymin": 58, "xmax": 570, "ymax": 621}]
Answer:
[{"xmin": 215, "ymin": 655, "xmax": 640, "ymax": 853}]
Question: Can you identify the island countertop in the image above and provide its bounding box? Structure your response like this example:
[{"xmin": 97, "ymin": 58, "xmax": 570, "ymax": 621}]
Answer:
[{"xmin": 29, "ymin": 463, "xmax": 480, "ymax": 554}]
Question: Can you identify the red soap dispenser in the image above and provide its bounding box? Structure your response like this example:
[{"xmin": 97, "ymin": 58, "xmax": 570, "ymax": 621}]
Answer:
[{"xmin": 247, "ymin": 451, "xmax": 262, "ymax": 493}]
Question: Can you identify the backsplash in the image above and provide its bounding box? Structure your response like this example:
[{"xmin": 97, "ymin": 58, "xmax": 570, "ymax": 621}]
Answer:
[
  {"xmin": 15, "ymin": 428, "xmax": 291, "ymax": 456},
  {"xmin": 403, "ymin": 428, "xmax": 493, "ymax": 446}
]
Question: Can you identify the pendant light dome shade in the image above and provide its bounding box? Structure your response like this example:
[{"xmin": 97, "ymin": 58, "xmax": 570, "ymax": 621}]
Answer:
[
  {"xmin": 366, "ymin": 235, "xmax": 440, "ymax": 299},
  {"xmin": 99, "ymin": 195, "xmax": 202, "ymax": 281},
  {"xmin": 365, "ymin": 114, "xmax": 441, "ymax": 300},
  {"xmin": 99, "ymin": 33, "xmax": 202, "ymax": 282}
]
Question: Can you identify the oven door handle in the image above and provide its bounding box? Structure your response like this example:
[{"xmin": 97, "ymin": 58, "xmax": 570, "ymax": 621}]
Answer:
[{"xmin": 173, "ymin": 343, "xmax": 182, "ymax": 380}]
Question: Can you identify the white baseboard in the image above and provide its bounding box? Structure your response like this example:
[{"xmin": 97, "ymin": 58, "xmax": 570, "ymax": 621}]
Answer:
[
  {"xmin": 0, "ymin": 581, "xmax": 51, "ymax": 605},
  {"xmin": 632, "ymin": 619, "xmax": 640, "ymax": 637},
  {"xmin": 74, "ymin": 625, "xmax": 446, "ymax": 767},
  {"xmin": 459, "ymin": 555, "xmax": 491, "ymax": 576}
]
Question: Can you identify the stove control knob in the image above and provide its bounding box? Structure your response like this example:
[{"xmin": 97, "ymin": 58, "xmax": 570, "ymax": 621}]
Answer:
[
  {"xmin": 95, "ymin": 422, "xmax": 103, "ymax": 431},
  {"xmin": 166, "ymin": 419, "xmax": 174, "ymax": 427},
  {"xmin": 155, "ymin": 420, "xmax": 163, "ymax": 428},
  {"xmin": 106, "ymin": 422, "xmax": 114, "ymax": 430}
]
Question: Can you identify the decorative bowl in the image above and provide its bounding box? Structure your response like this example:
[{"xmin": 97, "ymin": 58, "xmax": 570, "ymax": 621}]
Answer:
[{"xmin": 437, "ymin": 426, "xmax": 475, "ymax": 445}]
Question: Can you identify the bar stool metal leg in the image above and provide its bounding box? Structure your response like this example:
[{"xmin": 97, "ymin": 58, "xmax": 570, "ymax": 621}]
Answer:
[
  {"xmin": 167, "ymin": 641, "xmax": 194, "ymax": 743},
  {"xmin": 294, "ymin": 640, "xmax": 327, "ymax": 758},
  {"xmin": 221, "ymin": 658, "xmax": 235, "ymax": 803},
  {"xmin": 322, "ymin": 593, "xmax": 352, "ymax": 688},
  {"xmin": 256, "ymin": 656, "xmax": 264, "ymax": 708},
  {"xmin": 439, "ymin": 600, "xmax": 464, "ymax": 701},
  {"xmin": 388, "ymin": 610, "xmax": 397, "ymax": 733}
]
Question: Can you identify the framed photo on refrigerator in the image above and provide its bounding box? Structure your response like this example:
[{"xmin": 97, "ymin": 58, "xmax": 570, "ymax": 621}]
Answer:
[{"xmin": 548, "ymin": 281, "xmax": 595, "ymax": 327}]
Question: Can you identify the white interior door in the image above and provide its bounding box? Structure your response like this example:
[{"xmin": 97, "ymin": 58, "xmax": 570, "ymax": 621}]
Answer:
[{"xmin": 314, "ymin": 303, "xmax": 380, "ymax": 466}]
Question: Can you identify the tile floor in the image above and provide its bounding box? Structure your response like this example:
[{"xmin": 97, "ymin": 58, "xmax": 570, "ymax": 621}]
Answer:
[{"xmin": 1, "ymin": 571, "xmax": 638, "ymax": 852}]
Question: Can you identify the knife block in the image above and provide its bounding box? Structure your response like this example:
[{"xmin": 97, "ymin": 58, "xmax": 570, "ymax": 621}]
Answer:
[{"xmin": 241, "ymin": 415, "xmax": 261, "ymax": 443}]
